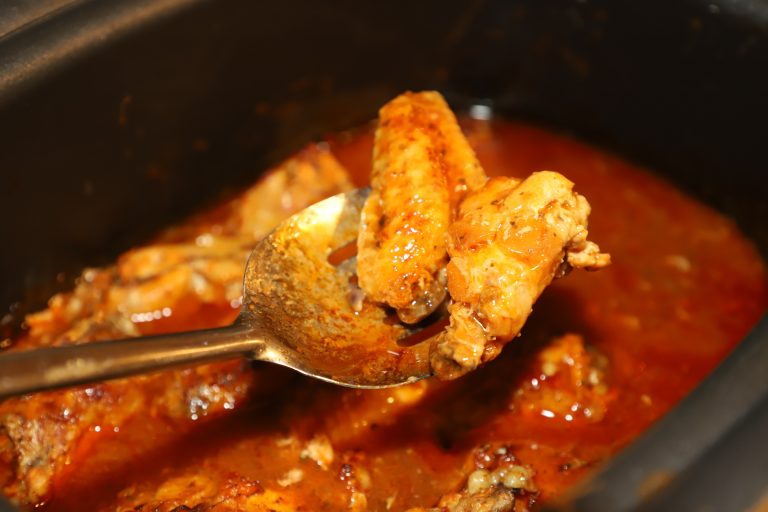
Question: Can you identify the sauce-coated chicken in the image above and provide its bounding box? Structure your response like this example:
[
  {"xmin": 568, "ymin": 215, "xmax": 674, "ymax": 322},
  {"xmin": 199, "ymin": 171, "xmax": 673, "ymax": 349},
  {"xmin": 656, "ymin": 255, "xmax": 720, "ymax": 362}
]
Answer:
[
  {"xmin": 357, "ymin": 92, "xmax": 486, "ymax": 323},
  {"xmin": 431, "ymin": 172, "xmax": 611, "ymax": 379}
]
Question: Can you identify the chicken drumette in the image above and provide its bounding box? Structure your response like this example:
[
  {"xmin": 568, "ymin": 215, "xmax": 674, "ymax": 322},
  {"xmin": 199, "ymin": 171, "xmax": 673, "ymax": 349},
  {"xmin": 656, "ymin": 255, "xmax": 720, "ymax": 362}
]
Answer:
[{"xmin": 430, "ymin": 172, "xmax": 610, "ymax": 379}]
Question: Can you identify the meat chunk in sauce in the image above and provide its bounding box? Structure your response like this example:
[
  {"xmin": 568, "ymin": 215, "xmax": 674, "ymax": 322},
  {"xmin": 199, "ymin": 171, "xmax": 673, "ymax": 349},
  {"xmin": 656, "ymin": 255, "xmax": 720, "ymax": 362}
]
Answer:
[
  {"xmin": 114, "ymin": 474, "xmax": 302, "ymax": 512},
  {"xmin": 238, "ymin": 144, "xmax": 353, "ymax": 240},
  {"xmin": 357, "ymin": 91, "xmax": 487, "ymax": 323},
  {"xmin": 408, "ymin": 444, "xmax": 539, "ymax": 512},
  {"xmin": 431, "ymin": 173, "xmax": 610, "ymax": 379}
]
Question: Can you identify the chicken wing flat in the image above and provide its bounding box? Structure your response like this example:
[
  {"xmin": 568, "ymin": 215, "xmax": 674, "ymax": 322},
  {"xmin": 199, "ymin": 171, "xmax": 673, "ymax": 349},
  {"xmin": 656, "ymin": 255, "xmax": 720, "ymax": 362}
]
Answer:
[
  {"xmin": 357, "ymin": 91, "xmax": 487, "ymax": 323},
  {"xmin": 431, "ymin": 172, "xmax": 610, "ymax": 379}
]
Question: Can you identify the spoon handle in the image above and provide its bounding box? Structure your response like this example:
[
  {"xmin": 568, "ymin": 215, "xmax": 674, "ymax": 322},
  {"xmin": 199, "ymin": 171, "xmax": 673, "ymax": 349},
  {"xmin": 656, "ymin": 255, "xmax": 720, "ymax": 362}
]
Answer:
[{"xmin": 0, "ymin": 323, "xmax": 262, "ymax": 399}]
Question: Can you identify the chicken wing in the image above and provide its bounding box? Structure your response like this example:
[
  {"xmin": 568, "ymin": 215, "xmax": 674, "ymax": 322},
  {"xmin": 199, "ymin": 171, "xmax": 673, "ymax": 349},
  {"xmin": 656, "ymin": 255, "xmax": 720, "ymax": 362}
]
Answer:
[
  {"xmin": 431, "ymin": 172, "xmax": 610, "ymax": 379},
  {"xmin": 357, "ymin": 91, "xmax": 487, "ymax": 323}
]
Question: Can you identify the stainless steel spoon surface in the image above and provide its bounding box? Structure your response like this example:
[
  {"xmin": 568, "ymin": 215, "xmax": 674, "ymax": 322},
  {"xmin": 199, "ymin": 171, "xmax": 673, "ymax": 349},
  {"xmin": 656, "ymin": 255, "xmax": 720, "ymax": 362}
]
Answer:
[{"xmin": 0, "ymin": 188, "xmax": 436, "ymax": 399}]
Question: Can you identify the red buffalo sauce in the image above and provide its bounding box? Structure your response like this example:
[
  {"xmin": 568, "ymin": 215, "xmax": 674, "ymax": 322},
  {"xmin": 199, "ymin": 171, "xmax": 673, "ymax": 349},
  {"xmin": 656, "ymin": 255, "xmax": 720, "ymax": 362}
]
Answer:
[{"xmin": 31, "ymin": 119, "xmax": 768, "ymax": 511}]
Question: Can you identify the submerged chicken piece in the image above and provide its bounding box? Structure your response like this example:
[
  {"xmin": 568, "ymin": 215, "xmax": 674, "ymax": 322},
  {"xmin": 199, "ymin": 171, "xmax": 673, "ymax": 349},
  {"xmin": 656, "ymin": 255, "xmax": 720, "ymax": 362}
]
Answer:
[
  {"xmin": 0, "ymin": 359, "xmax": 258, "ymax": 506},
  {"xmin": 514, "ymin": 334, "xmax": 612, "ymax": 423},
  {"xmin": 357, "ymin": 91, "xmax": 487, "ymax": 323},
  {"xmin": 26, "ymin": 145, "xmax": 352, "ymax": 346},
  {"xmin": 24, "ymin": 237, "xmax": 250, "ymax": 346},
  {"xmin": 2, "ymin": 243, "xmax": 256, "ymax": 505},
  {"xmin": 431, "ymin": 172, "xmax": 610, "ymax": 379},
  {"xmin": 0, "ymin": 148, "xmax": 353, "ymax": 506},
  {"xmin": 115, "ymin": 474, "xmax": 304, "ymax": 512},
  {"xmin": 407, "ymin": 444, "xmax": 539, "ymax": 512}
]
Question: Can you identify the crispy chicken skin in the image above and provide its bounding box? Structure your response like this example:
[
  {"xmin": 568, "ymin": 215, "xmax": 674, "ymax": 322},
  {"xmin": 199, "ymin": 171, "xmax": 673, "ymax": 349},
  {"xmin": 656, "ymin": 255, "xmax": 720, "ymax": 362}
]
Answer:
[
  {"xmin": 431, "ymin": 172, "xmax": 610, "ymax": 379},
  {"xmin": 357, "ymin": 91, "xmax": 487, "ymax": 323}
]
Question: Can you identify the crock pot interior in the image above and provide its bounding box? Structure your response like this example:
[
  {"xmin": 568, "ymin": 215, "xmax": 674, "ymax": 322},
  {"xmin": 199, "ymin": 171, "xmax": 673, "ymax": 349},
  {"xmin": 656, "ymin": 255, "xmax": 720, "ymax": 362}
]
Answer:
[{"xmin": 0, "ymin": 1, "xmax": 765, "ymax": 510}]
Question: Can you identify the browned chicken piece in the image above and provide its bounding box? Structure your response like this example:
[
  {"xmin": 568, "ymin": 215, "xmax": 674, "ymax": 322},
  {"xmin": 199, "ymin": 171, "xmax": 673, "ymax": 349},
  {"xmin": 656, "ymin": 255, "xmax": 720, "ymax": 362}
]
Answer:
[
  {"xmin": 0, "ymin": 148, "xmax": 353, "ymax": 506},
  {"xmin": 23, "ymin": 238, "xmax": 250, "ymax": 350},
  {"xmin": 25, "ymin": 145, "xmax": 352, "ymax": 348},
  {"xmin": 407, "ymin": 444, "xmax": 538, "ymax": 512},
  {"xmin": 115, "ymin": 474, "xmax": 304, "ymax": 512},
  {"xmin": 432, "ymin": 487, "xmax": 517, "ymax": 512},
  {"xmin": 357, "ymin": 91, "xmax": 487, "ymax": 323},
  {"xmin": 238, "ymin": 144, "xmax": 353, "ymax": 240},
  {"xmin": 431, "ymin": 172, "xmax": 610, "ymax": 379},
  {"xmin": 0, "ymin": 359, "xmax": 258, "ymax": 506},
  {"xmin": 154, "ymin": 143, "xmax": 352, "ymax": 244}
]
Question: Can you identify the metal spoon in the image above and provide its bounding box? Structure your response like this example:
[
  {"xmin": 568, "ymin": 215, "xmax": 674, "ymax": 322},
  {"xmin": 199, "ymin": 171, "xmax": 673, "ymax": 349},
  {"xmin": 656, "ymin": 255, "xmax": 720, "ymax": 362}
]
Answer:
[{"xmin": 0, "ymin": 188, "xmax": 436, "ymax": 399}]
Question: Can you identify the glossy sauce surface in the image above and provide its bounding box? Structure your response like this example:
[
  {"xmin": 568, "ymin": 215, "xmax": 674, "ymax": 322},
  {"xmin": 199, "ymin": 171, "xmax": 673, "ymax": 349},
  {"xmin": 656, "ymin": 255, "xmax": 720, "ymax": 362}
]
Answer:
[{"xmin": 40, "ymin": 120, "xmax": 767, "ymax": 511}]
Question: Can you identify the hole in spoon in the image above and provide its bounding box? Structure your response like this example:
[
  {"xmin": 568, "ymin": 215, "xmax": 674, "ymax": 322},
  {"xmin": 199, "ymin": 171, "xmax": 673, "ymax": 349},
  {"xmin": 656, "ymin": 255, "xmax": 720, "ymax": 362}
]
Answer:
[
  {"xmin": 328, "ymin": 239, "xmax": 448, "ymax": 349},
  {"xmin": 328, "ymin": 241, "xmax": 357, "ymax": 266},
  {"xmin": 382, "ymin": 308, "xmax": 401, "ymax": 326},
  {"xmin": 396, "ymin": 307, "xmax": 449, "ymax": 347}
]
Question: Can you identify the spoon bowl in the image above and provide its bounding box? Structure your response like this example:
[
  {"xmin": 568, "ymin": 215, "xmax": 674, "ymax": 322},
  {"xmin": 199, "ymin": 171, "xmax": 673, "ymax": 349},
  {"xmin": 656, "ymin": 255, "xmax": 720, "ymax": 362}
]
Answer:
[
  {"xmin": 0, "ymin": 188, "xmax": 435, "ymax": 399},
  {"xmin": 242, "ymin": 187, "xmax": 432, "ymax": 386}
]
